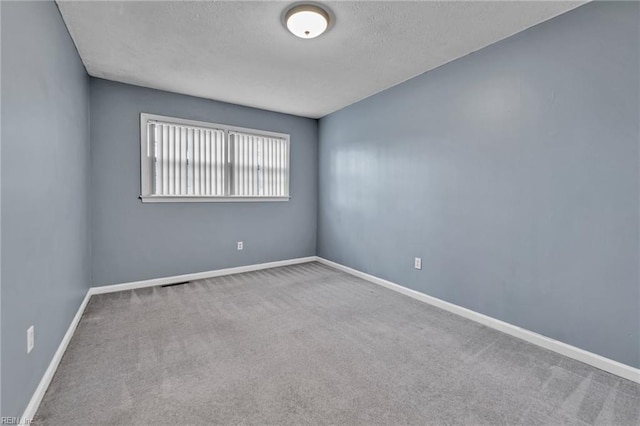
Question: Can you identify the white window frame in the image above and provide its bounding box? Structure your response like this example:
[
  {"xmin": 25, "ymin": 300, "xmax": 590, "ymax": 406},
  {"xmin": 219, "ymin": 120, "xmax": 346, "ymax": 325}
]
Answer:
[{"xmin": 140, "ymin": 113, "xmax": 290, "ymax": 203}]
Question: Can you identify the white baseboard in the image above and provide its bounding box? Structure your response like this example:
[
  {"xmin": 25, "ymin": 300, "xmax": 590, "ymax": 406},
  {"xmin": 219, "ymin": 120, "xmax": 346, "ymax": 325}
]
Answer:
[
  {"xmin": 20, "ymin": 291, "xmax": 92, "ymax": 423},
  {"xmin": 21, "ymin": 256, "xmax": 316, "ymax": 422},
  {"xmin": 90, "ymin": 256, "xmax": 318, "ymax": 295},
  {"xmin": 316, "ymin": 257, "xmax": 640, "ymax": 384}
]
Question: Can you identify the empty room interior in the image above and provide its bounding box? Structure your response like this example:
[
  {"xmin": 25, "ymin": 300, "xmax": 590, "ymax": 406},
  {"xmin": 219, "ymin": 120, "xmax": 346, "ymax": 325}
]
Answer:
[{"xmin": 1, "ymin": 0, "xmax": 639, "ymax": 424}]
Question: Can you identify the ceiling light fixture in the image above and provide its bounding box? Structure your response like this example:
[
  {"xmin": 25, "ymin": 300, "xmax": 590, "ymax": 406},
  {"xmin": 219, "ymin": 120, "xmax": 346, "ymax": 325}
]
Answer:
[{"xmin": 285, "ymin": 4, "xmax": 331, "ymax": 39}]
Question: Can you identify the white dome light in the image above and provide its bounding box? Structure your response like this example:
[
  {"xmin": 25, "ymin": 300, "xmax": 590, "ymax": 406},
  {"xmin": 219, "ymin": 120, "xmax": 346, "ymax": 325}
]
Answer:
[{"xmin": 285, "ymin": 4, "xmax": 330, "ymax": 39}]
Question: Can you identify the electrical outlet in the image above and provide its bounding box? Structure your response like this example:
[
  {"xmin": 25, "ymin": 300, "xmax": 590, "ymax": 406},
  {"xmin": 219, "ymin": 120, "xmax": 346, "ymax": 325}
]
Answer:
[
  {"xmin": 414, "ymin": 257, "xmax": 422, "ymax": 270},
  {"xmin": 27, "ymin": 325, "xmax": 34, "ymax": 354},
  {"xmin": 237, "ymin": 241, "xmax": 243, "ymax": 251}
]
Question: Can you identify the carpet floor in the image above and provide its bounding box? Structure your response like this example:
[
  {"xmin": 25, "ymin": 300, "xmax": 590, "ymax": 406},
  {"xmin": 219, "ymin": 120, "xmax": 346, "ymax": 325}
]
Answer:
[{"xmin": 35, "ymin": 262, "xmax": 639, "ymax": 425}]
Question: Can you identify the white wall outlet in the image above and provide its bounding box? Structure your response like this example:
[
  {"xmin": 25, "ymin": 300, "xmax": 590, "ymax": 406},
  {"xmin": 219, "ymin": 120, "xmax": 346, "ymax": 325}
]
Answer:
[
  {"xmin": 27, "ymin": 325, "xmax": 35, "ymax": 354},
  {"xmin": 237, "ymin": 241, "xmax": 243, "ymax": 251},
  {"xmin": 414, "ymin": 257, "xmax": 422, "ymax": 270}
]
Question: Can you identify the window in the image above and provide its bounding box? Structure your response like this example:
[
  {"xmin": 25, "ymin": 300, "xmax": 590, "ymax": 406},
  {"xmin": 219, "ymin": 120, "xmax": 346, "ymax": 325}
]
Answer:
[{"xmin": 140, "ymin": 113, "xmax": 290, "ymax": 202}]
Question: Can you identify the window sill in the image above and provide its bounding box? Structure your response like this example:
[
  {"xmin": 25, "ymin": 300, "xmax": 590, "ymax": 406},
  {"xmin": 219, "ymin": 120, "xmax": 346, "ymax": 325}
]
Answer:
[{"xmin": 140, "ymin": 195, "xmax": 290, "ymax": 203}]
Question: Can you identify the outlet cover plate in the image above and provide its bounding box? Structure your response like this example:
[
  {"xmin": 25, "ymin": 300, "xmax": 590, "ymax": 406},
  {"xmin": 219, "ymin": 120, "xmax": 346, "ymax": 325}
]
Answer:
[{"xmin": 27, "ymin": 325, "xmax": 34, "ymax": 354}]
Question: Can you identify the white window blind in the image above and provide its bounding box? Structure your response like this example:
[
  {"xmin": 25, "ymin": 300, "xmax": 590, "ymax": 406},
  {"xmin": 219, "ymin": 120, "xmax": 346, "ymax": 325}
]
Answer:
[
  {"xmin": 140, "ymin": 113, "xmax": 290, "ymax": 202},
  {"xmin": 230, "ymin": 132, "xmax": 289, "ymax": 197},
  {"xmin": 150, "ymin": 122, "xmax": 226, "ymax": 196}
]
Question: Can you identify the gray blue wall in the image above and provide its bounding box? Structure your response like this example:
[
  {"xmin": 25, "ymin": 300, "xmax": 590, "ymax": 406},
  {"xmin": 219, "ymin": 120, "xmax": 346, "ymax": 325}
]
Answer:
[
  {"xmin": 1, "ymin": 0, "xmax": 91, "ymax": 417},
  {"xmin": 90, "ymin": 79, "xmax": 317, "ymax": 286},
  {"xmin": 318, "ymin": 1, "xmax": 640, "ymax": 367}
]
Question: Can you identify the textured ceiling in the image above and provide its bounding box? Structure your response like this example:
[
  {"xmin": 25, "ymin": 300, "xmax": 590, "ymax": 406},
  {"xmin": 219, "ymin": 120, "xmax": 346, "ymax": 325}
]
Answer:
[{"xmin": 57, "ymin": 1, "xmax": 586, "ymax": 118}]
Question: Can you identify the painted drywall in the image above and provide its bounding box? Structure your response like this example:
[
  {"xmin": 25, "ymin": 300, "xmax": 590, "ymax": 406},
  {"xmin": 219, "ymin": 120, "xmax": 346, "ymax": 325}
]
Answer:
[
  {"xmin": 1, "ymin": 0, "xmax": 91, "ymax": 417},
  {"xmin": 318, "ymin": 1, "xmax": 639, "ymax": 367},
  {"xmin": 90, "ymin": 79, "xmax": 318, "ymax": 286}
]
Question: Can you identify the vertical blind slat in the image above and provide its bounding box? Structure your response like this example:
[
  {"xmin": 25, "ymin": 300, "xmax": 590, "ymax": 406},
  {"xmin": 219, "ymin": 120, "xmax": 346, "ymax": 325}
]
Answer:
[
  {"xmin": 219, "ymin": 131, "xmax": 223, "ymax": 195},
  {"xmin": 250, "ymin": 136, "xmax": 255, "ymax": 196},
  {"xmin": 195, "ymin": 130, "xmax": 201, "ymax": 195},
  {"xmin": 245, "ymin": 135, "xmax": 249, "ymax": 196},
  {"xmin": 206, "ymin": 131, "xmax": 211, "ymax": 195},
  {"xmin": 266, "ymin": 138, "xmax": 272, "ymax": 196},
  {"xmin": 236, "ymin": 133, "xmax": 241, "ymax": 196},
  {"xmin": 244, "ymin": 135, "xmax": 249, "ymax": 196},
  {"xmin": 253, "ymin": 136, "xmax": 258, "ymax": 195},
  {"xmin": 235, "ymin": 134, "xmax": 240, "ymax": 195},
  {"xmin": 285, "ymin": 138, "xmax": 290, "ymax": 195},
  {"xmin": 211, "ymin": 130, "xmax": 217, "ymax": 195},
  {"xmin": 273, "ymin": 138, "xmax": 278, "ymax": 196},
  {"xmin": 162, "ymin": 125, "xmax": 169, "ymax": 195},
  {"xmin": 273, "ymin": 138, "xmax": 278, "ymax": 195},
  {"xmin": 201, "ymin": 131, "xmax": 206, "ymax": 195},
  {"xmin": 214, "ymin": 131, "xmax": 219, "ymax": 195},
  {"xmin": 187, "ymin": 128, "xmax": 193, "ymax": 195},
  {"xmin": 263, "ymin": 138, "xmax": 268, "ymax": 196},
  {"xmin": 174, "ymin": 126, "xmax": 178, "ymax": 194},
  {"xmin": 168, "ymin": 126, "xmax": 174, "ymax": 195},
  {"xmin": 221, "ymin": 131, "xmax": 226, "ymax": 195},
  {"xmin": 216, "ymin": 132, "xmax": 221, "ymax": 195},
  {"xmin": 269, "ymin": 138, "xmax": 274, "ymax": 196},
  {"xmin": 240, "ymin": 135, "xmax": 243, "ymax": 195},
  {"xmin": 154, "ymin": 124, "xmax": 161, "ymax": 195},
  {"xmin": 280, "ymin": 139, "xmax": 284, "ymax": 196},
  {"xmin": 276, "ymin": 138, "xmax": 280, "ymax": 196},
  {"xmin": 178, "ymin": 127, "xmax": 182, "ymax": 195}
]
